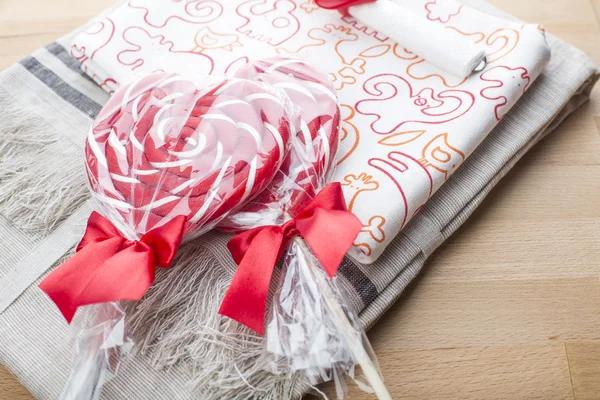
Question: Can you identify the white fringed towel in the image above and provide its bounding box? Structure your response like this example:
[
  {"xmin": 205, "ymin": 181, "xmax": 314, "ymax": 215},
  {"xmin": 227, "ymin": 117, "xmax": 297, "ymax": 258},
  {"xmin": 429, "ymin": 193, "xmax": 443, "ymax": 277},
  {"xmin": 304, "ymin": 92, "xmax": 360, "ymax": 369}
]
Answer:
[{"xmin": 71, "ymin": 0, "xmax": 550, "ymax": 263}]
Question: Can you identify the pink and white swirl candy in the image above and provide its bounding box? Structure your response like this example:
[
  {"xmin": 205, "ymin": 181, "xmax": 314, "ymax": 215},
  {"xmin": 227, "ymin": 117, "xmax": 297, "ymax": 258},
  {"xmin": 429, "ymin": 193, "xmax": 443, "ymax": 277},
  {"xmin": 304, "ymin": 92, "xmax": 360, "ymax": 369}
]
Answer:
[
  {"xmin": 85, "ymin": 72, "xmax": 292, "ymax": 238},
  {"xmin": 229, "ymin": 57, "xmax": 341, "ymax": 221}
]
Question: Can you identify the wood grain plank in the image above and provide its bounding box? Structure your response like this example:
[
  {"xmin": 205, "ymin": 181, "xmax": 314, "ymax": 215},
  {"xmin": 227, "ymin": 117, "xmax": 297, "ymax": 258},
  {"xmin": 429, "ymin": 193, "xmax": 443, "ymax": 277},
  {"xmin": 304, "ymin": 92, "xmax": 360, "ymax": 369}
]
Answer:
[
  {"xmin": 367, "ymin": 278, "xmax": 600, "ymax": 350},
  {"xmin": 566, "ymin": 341, "xmax": 600, "ymax": 399},
  {"xmin": 0, "ymin": 0, "xmax": 113, "ymax": 70},
  {"xmin": 0, "ymin": 0, "xmax": 113, "ymax": 36},
  {"xmin": 0, "ymin": 365, "xmax": 33, "ymax": 400},
  {"xmin": 323, "ymin": 344, "xmax": 576, "ymax": 400}
]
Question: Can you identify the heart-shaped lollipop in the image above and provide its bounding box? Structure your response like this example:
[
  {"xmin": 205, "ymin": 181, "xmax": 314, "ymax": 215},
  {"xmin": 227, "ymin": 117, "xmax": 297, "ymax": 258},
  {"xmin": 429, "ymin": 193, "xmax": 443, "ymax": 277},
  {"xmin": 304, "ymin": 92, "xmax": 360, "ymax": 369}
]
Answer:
[
  {"xmin": 230, "ymin": 57, "xmax": 341, "ymax": 220},
  {"xmin": 86, "ymin": 72, "xmax": 292, "ymax": 238}
]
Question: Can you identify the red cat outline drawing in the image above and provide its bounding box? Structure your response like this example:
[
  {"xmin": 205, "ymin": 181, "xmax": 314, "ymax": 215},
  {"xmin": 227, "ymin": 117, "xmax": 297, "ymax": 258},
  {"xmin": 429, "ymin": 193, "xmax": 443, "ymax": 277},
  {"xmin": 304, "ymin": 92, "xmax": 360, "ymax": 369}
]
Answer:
[
  {"xmin": 117, "ymin": 26, "xmax": 214, "ymax": 75},
  {"xmin": 236, "ymin": 0, "xmax": 300, "ymax": 46},
  {"xmin": 368, "ymin": 151, "xmax": 433, "ymax": 229},
  {"xmin": 480, "ymin": 65, "xmax": 530, "ymax": 120},
  {"xmin": 128, "ymin": 0, "xmax": 223, "ymax": 28},
  {"xmin": 72, "ymin": 17, "xmax": 115, "ymax": 62}
]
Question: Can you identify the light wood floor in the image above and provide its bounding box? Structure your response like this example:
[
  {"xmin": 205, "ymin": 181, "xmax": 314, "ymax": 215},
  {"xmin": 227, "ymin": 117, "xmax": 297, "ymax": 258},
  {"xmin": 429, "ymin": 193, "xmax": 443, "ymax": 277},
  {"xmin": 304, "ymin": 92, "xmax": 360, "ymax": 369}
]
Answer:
[{"xmin": 2, "ymin": 0, "xmax": 600, "ymax": 399}]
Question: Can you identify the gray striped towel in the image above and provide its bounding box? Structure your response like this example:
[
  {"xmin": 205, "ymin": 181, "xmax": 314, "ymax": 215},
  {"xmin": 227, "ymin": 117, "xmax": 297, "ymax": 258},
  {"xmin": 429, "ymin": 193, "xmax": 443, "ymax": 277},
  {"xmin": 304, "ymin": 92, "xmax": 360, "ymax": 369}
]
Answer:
[{"xmin": 0, "ymin": 0, "xmax": 598, "ymax": 398}]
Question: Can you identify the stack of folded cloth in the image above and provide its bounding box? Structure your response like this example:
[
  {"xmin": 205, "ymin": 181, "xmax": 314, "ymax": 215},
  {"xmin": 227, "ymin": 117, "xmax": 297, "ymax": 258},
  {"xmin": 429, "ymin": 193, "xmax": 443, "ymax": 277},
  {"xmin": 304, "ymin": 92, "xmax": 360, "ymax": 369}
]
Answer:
[
  {"xmin": 70, "ymin": 0, "xmax": 552, "ymax": 263},
  {"xmin": 0, "ymin": 0, "xmax": 598, "ymax": 398}
]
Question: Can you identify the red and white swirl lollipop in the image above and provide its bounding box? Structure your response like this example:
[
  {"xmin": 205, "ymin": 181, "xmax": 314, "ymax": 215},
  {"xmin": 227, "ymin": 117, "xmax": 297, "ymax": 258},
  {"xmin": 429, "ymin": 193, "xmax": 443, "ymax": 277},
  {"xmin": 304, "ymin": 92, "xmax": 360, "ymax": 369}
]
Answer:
[
  {"xmin": 41, "ymin": 71, "xmax": 293, "ymax": 325},
  {"xmin": 39, "ymin": 71, "xmax": 295, "ymax": 400},
  {"xmin": 219, "ymin": 61, "xmax": 390, "ymax": 400},
  {"xmin": 86, "ymin": 72, "xmax": 292, "ymax": 238},
  {"xmin": 224, "ymin": 57, "xmax": 341, "ymax": 225}
]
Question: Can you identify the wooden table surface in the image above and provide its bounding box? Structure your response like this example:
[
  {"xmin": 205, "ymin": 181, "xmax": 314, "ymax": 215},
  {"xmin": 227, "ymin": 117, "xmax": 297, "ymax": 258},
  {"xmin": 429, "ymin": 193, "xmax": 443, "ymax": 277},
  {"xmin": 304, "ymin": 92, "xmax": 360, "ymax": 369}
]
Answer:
[{"xmin": 2, "ymin": 0, "xmax": 600, "ymax": 399}]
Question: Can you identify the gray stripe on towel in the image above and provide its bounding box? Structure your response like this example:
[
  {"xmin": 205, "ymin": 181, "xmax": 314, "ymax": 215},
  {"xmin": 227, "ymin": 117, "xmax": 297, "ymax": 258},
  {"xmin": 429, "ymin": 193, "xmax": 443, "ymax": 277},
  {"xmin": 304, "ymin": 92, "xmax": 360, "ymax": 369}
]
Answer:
[
  {"xmin": 45, "ymin": 42, "xmax": 89, "ymax": 78},
  {"xmin": 338, "ymin": 259, "xmax": 379, "ymax": 306},
  {"xmin": 19, "ymin": 56, "xmax": 101, "ymax": 118}
]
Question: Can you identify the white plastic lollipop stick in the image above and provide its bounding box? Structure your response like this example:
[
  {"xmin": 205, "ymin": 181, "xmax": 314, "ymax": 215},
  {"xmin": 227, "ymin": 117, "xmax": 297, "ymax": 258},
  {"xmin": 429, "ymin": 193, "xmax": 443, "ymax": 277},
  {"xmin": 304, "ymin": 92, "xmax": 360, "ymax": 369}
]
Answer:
[{"xmin": 295, "ymin": 237, "xmax": 393, "ymax": 400}]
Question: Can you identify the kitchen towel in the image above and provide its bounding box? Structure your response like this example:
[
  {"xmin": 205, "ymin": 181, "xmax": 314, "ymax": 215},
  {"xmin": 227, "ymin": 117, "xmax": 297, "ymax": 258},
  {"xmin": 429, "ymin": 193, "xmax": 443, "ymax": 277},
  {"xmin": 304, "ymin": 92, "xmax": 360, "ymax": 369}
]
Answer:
[
  {"xmin": 70, "ymin": 0, "xmax": 551, "ymax": 263},
  {"xmin": 0, "ymin": 0, "xmax": 598, "ymax": 399}
]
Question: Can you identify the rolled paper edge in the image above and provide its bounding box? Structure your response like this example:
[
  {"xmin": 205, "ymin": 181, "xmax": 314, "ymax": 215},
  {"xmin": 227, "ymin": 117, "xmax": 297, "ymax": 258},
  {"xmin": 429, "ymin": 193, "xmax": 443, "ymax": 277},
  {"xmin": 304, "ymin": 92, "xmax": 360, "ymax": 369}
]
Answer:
[{"xmin": 348, "ymin": 0, "xmax": 486, "ymax": 78}]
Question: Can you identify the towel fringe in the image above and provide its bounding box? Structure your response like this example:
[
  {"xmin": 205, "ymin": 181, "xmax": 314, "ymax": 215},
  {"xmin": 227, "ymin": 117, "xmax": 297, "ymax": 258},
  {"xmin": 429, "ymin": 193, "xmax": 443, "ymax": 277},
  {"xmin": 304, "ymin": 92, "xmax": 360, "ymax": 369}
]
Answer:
[
  {"xmin": 0, "ymin": 96, "xmax": 88, "ymax": 235},
  {"xmin": 127, "ymin": 240, "xmax": 311, "ymax": 399}
]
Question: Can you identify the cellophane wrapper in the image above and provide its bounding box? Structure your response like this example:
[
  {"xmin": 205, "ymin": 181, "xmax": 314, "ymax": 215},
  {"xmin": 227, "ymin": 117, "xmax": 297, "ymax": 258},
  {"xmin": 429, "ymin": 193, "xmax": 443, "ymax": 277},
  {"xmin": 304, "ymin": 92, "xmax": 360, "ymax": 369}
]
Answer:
[
  {"xmin": 61, "ymin": 72, "xmax": 295, "ymax": 399},
  {"xmin": 220, "ymin": 57, "xmax": 383, "ymax": 399}
]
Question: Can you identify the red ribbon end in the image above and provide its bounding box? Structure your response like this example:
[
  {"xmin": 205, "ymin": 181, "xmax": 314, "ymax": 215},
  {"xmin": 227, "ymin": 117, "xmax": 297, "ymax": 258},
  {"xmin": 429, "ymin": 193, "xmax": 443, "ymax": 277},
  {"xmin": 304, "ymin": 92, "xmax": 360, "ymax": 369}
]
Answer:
[{"xmin": 39, "ymin": 213, "xmax": 186, "ymax": 323}]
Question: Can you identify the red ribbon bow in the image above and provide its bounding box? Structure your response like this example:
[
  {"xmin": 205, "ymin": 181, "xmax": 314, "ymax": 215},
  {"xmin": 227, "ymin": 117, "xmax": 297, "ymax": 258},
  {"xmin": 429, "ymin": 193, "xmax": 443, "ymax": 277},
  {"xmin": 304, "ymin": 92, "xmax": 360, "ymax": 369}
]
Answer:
[
  {"xmin": 218, "ymin": 182, "xmax": 362, "ymax": 335},
  {"xmin": 39, "ymin": 212, "xmax": 186, "ymax": 323}
]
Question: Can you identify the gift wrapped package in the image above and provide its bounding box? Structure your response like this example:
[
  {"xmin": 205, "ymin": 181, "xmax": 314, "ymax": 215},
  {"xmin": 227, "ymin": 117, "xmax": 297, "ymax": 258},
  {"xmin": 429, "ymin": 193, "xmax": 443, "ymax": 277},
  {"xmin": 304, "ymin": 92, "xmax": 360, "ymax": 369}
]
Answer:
[
  {"xmin": 71, "ymin": 0, "xmax": 551, "ymax": 263},
  {"xmin": 0, "ymin": 0, "xmax": 599, "ymax": 399}
]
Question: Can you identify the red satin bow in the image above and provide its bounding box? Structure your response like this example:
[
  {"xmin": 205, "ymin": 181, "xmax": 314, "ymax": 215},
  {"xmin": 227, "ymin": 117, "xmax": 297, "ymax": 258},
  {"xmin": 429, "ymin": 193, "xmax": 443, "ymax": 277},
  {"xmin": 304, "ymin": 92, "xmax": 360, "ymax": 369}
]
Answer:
[
  {"xmin": 219, "ymin": 182, "xmax": 362, "ymax": 335},
  {"xmin": 39, "ymin": 212, "xmax": 186, "ymax": 323},
  {"xmin": 314, "ymin": 0, "xmax": 374, "ymax": 10}
]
